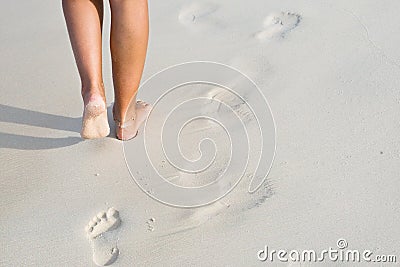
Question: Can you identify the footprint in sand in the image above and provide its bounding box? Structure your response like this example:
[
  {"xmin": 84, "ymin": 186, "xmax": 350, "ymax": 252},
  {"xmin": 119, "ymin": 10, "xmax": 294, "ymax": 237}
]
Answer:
[
  {"xmin": 178, "ymin": 2, "xmax": 222, "ymax": 31},
  {"xmin": 85, "ymin": 207, "xmax": 121, "ymax": 266},
  {"xmin": 164, "ymin": 201, "xmax": 230, "ymax": 235},
  {"xmin": 255, "ymin": 11, "xmax": 301, "ymax": 41}
]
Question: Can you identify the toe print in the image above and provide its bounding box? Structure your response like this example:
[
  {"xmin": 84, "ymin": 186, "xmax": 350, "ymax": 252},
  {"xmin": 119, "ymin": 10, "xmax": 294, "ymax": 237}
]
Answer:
[{"xmin": 86, "ymin": 207, "xmax": 121, "ymax": 239}]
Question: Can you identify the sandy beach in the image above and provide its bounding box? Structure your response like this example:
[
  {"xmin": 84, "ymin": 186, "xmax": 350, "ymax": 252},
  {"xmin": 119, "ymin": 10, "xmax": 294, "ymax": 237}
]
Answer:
[{"xmin": 1, "ymin": 0, "xmax": 400, "ymax": 266}]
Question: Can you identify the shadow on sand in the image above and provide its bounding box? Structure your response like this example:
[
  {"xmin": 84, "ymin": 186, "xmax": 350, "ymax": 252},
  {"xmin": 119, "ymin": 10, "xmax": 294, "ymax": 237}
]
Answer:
[{"xmin": 0, "ymin": 104, "xmax": 83, "ymax": 150}]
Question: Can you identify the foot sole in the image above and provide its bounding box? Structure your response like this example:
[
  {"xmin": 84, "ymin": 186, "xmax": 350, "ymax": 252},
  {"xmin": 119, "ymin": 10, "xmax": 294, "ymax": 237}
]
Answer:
[{"xmin": 81, "ymin": 101, "xmax": 110, "ymax": 139}]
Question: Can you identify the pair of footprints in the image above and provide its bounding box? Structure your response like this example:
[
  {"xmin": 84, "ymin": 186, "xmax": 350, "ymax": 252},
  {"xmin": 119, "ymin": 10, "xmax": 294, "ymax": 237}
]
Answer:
[
  {"xmin": 179, "ymin": 2, "xmax": 301, "ymax": 41},
  {"xmin": 85, "ymin": 207, "xmax": 121, "ymax": 266}
]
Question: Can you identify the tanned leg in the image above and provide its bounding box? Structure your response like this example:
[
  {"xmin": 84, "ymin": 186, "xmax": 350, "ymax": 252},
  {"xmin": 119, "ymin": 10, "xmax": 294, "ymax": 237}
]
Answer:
[
  {"xmin": 109, "ymin": 0, "xmax": 151, "ymax": 140},
  {"xmin": 62, "ymin": 0, "xmax": 110, "ymax": 139}
]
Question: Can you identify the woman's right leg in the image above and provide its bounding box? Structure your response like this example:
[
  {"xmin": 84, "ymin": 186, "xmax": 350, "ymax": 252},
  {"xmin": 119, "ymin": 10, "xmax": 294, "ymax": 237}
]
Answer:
[
  {"xmin": 62, "ymin": 0, "xmax": 110, "ymax": 139},
  {"xmin": 109, "ymin": 0, "xmax": 150, "ymax": 140}
]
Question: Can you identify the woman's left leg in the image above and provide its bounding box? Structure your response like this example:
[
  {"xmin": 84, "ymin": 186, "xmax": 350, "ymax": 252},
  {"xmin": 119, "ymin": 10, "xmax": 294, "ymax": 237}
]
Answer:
[{"xmin": 62, "ymin": 0, "xmax": 110, "ymax": 139}]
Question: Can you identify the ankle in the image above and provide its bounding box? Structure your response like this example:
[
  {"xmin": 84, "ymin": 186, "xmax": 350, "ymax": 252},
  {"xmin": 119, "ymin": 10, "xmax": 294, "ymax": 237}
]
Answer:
[
  {"xmin": 113, "ymin": 102, "xmax": 136, "ymax": 123},
  {"xmin": 82, "ymin": 88, "xmax": 106, "ymax": 105},
  {"xmin": 81, "ymin": 80, "xmax": 105, "ymax": 95}
]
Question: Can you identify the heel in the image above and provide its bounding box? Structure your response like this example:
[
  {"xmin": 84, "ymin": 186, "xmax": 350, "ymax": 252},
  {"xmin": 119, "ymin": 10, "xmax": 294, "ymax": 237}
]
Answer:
[{"xmin": 81, "ymin": 100, "xmax": 110, "ymax": 139}]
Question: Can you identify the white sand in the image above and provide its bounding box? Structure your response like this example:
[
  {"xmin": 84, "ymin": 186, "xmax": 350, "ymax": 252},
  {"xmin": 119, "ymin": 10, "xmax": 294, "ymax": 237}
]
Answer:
[{"xmin": 1, "ymin": 0, "xmax": 400, "ymax": 266}]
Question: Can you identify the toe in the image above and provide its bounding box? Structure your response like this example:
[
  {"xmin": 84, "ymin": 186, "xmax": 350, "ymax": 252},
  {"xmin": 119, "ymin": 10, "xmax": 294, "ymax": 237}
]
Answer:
[
  {"xmin": 91, "ymin": 218, "xmax": 99, "ymax": 226},
  {"xmin": 106, "ymin": 207, "xmax": 119, "ymax": 219},
  {"xmin": 97, "ymin": 211, "xmax": 107, "ymax": 220},
  {"xmin": 93, "ymin": 216, "xmax": 101, "ymax": 223}
]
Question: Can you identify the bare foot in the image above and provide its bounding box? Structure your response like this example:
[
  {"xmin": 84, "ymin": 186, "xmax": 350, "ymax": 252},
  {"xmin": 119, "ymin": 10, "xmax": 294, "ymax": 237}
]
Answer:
[
  {"xmin": 114, "ymin": 100, "xmax": 152, "ymax": 141},
  {"xmin": 81, "ymin": 95, "xmax": 110, "ymax": 139}
]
